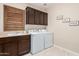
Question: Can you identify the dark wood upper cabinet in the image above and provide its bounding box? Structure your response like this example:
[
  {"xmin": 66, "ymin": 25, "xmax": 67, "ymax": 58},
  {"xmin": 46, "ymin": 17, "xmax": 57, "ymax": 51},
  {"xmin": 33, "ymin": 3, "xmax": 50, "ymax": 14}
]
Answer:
[
  {"xmin": 34, "ymin": 10, "xmax": 40, "ymax": 25},
  {"xmin": 26, "ymin": 7, "xmax": 29, "ymax": 24},
  {"xmin": 39, "ymin": 12, "xmax": 44, "ymax": 25},
  {"xmin": 26, "ymin": 7, "xmax": 35, "ymax": 24},
  {"xmin": 43, "ymin": 13, "xmax": 48, "ymax": 25},
  {"xmin": 26, "ymin": 7, "xmax": 48, "ymax": 25}
]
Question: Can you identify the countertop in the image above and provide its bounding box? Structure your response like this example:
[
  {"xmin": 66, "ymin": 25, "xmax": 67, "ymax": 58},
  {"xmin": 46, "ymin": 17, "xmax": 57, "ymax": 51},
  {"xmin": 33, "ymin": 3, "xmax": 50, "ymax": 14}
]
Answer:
[{"xmin": 0, "ymin": 31, "xmax": 29, "ymax": 38}]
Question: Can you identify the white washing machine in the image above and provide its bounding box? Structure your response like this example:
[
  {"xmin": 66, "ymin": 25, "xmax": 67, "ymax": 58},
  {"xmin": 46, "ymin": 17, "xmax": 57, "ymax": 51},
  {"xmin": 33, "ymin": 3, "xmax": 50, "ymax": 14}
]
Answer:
[{"xmin": 29, "ymin": 32, "xmax": 53, "ymax": 54}]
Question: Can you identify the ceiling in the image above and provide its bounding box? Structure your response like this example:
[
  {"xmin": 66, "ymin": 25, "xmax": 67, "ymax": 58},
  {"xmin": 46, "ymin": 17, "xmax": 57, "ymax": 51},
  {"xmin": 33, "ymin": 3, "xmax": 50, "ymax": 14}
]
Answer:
[
  {"xmin": 26, "ymin": 3, "xmax": 53, "ymax": 8},
  {"xmin": 27, "ymin": 3, "xmax": 79, "ymax": 8}
]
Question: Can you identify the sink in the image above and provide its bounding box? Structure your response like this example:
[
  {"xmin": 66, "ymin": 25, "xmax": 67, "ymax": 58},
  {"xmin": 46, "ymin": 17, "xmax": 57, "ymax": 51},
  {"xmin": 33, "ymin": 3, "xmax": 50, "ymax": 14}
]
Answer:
[
  {"xmin": 7, "ymin": 33, "xmax": 16, "ymax": 36},
  {"xmin": 16, "ymin": 33, "xmax": 24, "ymax": 35},
  {"xmin": 7, "ymin": 32, "xmax": 24, "ymax": 36}
]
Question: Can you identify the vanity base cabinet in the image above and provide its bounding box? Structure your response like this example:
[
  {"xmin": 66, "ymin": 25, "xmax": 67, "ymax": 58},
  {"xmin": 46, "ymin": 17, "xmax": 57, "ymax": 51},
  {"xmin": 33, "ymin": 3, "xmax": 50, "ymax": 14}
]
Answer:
[
  {"xmin": 0, "ymin": 45, "xmax": 3, "ymax": 56},
  {"xmin": 0, "ymin": 37, "xmax": 18, "ymax": 56},
  {"xmin": 4, "ymin": 41, "xmax": 17, "ymax": 56},
  {"xmin": 0, "ymin": 35, "xmax": 30, "ymax": 56},
  {"xmin": 18, "ymin": 35, "xmax": 30, "ymax": 55}
]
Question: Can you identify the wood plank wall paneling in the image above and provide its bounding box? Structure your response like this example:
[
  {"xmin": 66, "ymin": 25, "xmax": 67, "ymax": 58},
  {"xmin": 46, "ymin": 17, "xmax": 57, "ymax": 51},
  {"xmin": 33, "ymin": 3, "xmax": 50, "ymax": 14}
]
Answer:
[{"xmin": 4, "ymin": 5, "xmax": 25, "ymax": 31}]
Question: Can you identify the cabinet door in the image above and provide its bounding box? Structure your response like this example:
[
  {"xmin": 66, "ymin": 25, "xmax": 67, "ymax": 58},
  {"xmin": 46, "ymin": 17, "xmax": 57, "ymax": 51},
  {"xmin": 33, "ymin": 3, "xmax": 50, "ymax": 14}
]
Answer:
[
  {"xmin": 39, "ymin": 12, "xmax": 44, "ymax": 25},
  {"xmin": 31, "ymin": 34, "xmax": 44, "ymax": 54},
  {"xmin": 34, "ymin": 10, "xmax": 40, "ymax": 25},
  {"xmin": 43, "ymin": 13, "xmax": 48, "ymax": 25},
  {"xmin": 18, "ymin": 35, "xmax": 30, "ymax": 55},
  {"xmin": 26, "ymin": 7, "xmax": 29, "ymax": 24},
  {"xmin": 26, "ymin": 7, "xmax": 35, "ymax": 24},
  {"xmin": 44, "ymin": 33, "xmax": 53, "ymax": 48},
  {"xmin": 4, "ymin": 41, "xmax": 17, "ymax": 56},
  {"xmin": 0, "ymin": 45, "xmax": 2, "ymax": 52},
  {"xmin": 0, "ymin": 45, "xmax": 3, "ymax": 56}
]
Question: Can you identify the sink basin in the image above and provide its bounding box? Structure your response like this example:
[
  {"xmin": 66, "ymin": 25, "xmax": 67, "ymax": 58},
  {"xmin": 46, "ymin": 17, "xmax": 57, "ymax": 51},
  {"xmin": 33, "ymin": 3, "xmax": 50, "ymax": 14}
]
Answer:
[
  {"xmin": 16, "ymin": 33, "xmax": 24, "ymax": 35},
  {"xmin": 7, "ymin": 33, "xmax": 16, "ymax": 36},
  {"xmin": 7, "ymin": 32, "xmax": 24, "ymax": 36}
]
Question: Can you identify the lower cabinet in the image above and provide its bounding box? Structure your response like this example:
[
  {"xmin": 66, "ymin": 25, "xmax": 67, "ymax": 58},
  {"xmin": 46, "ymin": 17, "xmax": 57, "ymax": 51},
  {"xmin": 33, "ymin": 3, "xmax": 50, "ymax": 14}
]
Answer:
[
  {"xmin": 18, "ymin": 35, "xmax": 30, "ymax": 55},
  {"xmin": 0, "ymin": 35, "xmax": 30, "ymax": 56},
  {"xmin": 44, "ymin": 33, "xmax": 53, "ymax": 49},
  {"xmin": 0, "ymin": 45, "xmax": 3, "ymax": 56},
  {"xmin": 4, "ymin": 41, "xmax": 17, "ymax": 56}
]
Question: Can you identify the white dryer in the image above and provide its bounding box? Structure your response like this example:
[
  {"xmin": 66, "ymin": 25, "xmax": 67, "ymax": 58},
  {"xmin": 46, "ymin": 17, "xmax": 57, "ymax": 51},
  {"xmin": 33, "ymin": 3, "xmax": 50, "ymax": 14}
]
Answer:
[{"xmin": 29, "ymin": 32, "xmax": 53, "ymax": 54}]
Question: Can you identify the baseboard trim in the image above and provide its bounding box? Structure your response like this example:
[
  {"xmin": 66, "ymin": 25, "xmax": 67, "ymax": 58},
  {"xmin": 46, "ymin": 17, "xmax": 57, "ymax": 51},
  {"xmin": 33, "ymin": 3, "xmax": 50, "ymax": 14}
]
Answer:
[{"xmin": 54, "ymin": 44, "xmax": 79, "ymax": 56}]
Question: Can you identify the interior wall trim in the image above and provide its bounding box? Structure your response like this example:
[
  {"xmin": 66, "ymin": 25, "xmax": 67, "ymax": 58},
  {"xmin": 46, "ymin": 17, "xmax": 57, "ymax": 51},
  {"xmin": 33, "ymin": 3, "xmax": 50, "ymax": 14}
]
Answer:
[{"xmin": 54, "ymin": 44, "xmax": 79, "ymax": 56}]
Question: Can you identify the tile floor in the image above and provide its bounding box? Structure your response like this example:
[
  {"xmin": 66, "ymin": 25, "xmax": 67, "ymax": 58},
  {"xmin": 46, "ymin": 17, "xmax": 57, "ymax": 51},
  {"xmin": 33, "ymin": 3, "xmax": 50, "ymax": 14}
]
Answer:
[{"xmin": 24, "ymin": 46, "xmax": 77, "ymax": 56}]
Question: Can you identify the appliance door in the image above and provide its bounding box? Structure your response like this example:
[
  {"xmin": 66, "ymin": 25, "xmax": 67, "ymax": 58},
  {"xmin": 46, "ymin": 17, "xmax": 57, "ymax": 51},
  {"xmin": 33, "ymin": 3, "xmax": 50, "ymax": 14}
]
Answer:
[
  {"xmin": 44, "ymin": 33, "xmax": 53, "ymax": 48},
  {"xmin": 31, "ymin": 34, "xmax": 44, "ymax": 54}
]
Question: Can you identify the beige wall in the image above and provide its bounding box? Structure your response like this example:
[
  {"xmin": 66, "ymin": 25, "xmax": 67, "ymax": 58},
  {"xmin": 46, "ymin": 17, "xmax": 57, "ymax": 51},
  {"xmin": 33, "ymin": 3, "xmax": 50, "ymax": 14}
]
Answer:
[
  {"xmin": 0, "ymin": 4, "xmax": 4, "ymax": 32},
  {"xmin": 47, "ymin": 3, "xmax": 79, "ymax": 53}
]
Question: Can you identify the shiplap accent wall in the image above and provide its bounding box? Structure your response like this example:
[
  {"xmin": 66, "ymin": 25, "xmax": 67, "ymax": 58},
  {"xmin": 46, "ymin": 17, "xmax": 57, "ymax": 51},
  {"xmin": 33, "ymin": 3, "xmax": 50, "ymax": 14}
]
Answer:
[{"xmin": 4, "ymin": 5, "xmax": 25, "ymax": 31}]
